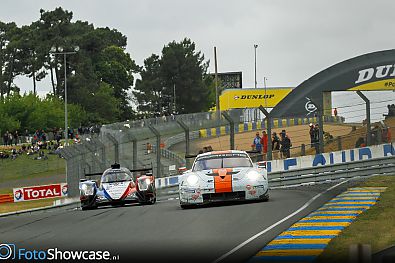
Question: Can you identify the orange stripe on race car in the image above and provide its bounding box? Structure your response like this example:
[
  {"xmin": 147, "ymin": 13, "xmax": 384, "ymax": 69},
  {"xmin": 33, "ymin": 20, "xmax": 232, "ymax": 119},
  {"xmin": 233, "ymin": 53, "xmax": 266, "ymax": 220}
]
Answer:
[{"xmin": 213, "ymin": 168, "xmax": 233, "ymax": 193}]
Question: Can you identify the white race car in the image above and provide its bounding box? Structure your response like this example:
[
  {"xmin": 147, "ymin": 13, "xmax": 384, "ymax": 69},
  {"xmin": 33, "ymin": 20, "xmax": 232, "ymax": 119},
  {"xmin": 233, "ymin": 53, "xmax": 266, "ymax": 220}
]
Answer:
[{"xmin": 179, "ymin": 150, "xmax": 269, "ymax": 208}]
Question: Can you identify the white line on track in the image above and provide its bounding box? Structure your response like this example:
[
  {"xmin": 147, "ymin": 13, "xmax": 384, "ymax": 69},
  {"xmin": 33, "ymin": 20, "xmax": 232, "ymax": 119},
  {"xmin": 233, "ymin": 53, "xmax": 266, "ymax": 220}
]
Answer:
[{"xmin": 212, "ymin": 179, "xmax": 349, "ymax": 263}]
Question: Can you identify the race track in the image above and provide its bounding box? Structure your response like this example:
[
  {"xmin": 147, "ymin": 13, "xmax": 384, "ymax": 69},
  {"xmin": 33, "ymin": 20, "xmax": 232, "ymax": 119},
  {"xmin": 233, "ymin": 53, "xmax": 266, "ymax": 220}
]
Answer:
[{"xmin": 0, "ymin": 181, "xmax": 360, "ymax": 263}]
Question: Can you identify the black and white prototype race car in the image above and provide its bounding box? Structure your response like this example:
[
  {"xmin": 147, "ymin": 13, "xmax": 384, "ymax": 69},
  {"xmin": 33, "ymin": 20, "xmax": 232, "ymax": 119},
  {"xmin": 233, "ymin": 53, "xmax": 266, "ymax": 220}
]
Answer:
[{"xmin": 79, "ymin": 163, "xmax": 156, "ymax": 210}]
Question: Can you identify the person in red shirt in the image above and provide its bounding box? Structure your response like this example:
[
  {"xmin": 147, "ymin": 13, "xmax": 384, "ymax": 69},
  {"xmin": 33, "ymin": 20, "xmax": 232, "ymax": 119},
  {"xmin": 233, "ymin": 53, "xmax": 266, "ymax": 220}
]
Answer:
[{"xmin": 261, "ymin": 131, "xmax": 268, "ymax": 159}]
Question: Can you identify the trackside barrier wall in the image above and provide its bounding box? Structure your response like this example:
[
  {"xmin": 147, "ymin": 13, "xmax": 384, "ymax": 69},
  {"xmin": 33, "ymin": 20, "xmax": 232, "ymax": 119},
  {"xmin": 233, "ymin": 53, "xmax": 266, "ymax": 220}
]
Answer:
[
  {"xmin": 266, "ymin": 143, "xmax": 394, "ymax": 172},
  {"xmin": 154, "ymin": 143, "xmax": 394, "ymax": 189}
]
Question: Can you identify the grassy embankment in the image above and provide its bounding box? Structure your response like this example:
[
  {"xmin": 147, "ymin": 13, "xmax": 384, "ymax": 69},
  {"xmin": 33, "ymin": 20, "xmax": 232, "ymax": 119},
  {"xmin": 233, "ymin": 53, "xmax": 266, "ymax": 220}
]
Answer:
[
  {"xmin": 0, "ymin": 147, "xmax": 66, "ymax": 213},
  {"xmin": 317, "ymin": 175, "xmax": 395, "ymax": 262}
]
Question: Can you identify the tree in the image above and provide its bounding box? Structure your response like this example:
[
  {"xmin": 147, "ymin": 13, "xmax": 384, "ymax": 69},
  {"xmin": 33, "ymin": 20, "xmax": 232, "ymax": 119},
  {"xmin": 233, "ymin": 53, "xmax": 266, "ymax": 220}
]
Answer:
[
  {"xmin": 134, "ymin": 38, "xmax": 214, "ymax": 115},
  {"xmin": 95, "ymin": 45, "xmax": 138, "ymax": 119},
  {"xmin": 133, "ymin": 54, "xmax": 163, "ymax": 117},
  {"xmin": 37, "ymin": 7, "xmax": 74, "ymax": 96},
  {"xmin": 0, "ymin": 21, "xmax": 21, "ymax": 98},
  {"xmin": 0, "ymin": 93, "xmax": 87, "ymax": 133},
  {"xmin": 17, "ymin": 23, "xmax": 46, "ymax": 95}
]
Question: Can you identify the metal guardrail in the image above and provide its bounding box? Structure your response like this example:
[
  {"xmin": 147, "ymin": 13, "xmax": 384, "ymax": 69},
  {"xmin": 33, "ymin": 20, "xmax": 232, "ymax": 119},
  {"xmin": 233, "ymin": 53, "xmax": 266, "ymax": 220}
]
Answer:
[
  {"xmin": 155, "ymin": 156, "xmax": 395, "ymax": 190},
  {"xmin": 269, "ymin": 156, "xmax": 395, "ymax": 187},
  {"xmin": 0, "ymin": 194, "xmax": 13, "ymax": 204}
]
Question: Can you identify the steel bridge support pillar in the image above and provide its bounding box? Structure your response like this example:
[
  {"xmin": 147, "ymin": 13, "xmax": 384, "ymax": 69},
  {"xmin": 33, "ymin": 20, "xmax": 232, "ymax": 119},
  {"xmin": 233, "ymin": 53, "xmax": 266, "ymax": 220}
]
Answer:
[{"xmin": 221, "ymin": 111, "xmax": 235, "ymax": 150}]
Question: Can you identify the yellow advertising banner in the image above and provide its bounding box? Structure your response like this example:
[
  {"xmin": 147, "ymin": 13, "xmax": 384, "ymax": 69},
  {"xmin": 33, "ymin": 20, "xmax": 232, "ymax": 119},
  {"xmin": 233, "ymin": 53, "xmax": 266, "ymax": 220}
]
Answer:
[
  {"xmin": 347, "ymin": 79, "xmax": 395, "ymax": 91},
  {"xmin": 219, "ymin": 88, "xmax": 293, "ymax": 110}
]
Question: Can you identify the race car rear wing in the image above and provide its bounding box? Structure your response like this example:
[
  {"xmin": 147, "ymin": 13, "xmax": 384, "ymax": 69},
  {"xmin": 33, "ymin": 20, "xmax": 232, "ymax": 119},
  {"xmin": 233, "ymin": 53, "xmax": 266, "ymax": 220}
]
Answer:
[
  {"xmin": 185, "ymin": 150, "xmax": 259, "ymax": 159},
  {"xmin": 84, "ymin": 164, "xmax": 153, "ymax": 177}
]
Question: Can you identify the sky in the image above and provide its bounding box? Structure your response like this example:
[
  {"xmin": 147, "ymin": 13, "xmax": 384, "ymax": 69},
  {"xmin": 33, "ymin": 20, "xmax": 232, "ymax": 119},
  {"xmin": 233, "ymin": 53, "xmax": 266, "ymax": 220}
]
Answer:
[{"xmin": 1, "ymin": 0, "xmax": 395, "ymax": 121}]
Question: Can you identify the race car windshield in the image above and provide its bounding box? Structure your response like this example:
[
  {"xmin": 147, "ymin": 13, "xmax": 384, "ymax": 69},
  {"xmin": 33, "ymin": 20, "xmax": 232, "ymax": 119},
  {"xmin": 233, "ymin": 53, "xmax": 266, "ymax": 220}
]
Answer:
[
  {"xmin": 192, "ymin": 154, "xmax": 252, "ymax": 171},
  {"xmin": 102, "ymin": 172, "xmax": 131, "ymax": 183}
]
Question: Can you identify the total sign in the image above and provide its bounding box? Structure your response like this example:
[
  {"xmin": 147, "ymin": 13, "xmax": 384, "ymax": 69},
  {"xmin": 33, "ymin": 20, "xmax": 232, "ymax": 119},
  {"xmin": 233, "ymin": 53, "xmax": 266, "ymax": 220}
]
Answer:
[{"xmin": 13, "ymin": 183, "xmax": 68, "ymax": 202}]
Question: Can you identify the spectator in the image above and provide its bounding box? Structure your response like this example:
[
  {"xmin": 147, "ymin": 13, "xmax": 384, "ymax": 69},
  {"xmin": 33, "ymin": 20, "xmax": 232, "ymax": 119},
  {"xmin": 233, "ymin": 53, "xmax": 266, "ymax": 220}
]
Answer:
[
  {"xmin": 14, "ymin": 131, "xmax": 19, "ymax": 146},
  {"xmin": 252, "ymin": 132, "xmax": 262, "ymax": 154},
  {"xmin": 260, "ymin": 131, "xmax": 268, "ymax": 159},
  {"xmin": 3, "ymin": 131, "xmax": 9, "ymax": 146},
  {"xmin": 8, "ymin": 132, "xmax": 13, "ymax": 146},
  {"xmin": 272, "ymin": 132, "xmax": 280, "ymax": 159},
  {"xmin": 68, "ymin": 127, "xmax": 74, "ymax": 139},
  {"xmin": 355, "ymin": 137, "xmax": 366, "ymax": 148},
  {"xmin": 280, "ymin": 133, "xmax": 292, "ymax": 159},
  {"xmin": 382, "ymin": 127, "xmax": 392, "ymax": 143},
  {"xmin": 371, "ymin": 125, "xmax": 382, "ymax": 145},
  {"xmin": 312, "ymin": 124, "xmax": 320, "ymax": 154},
  {"xmin": 309, "ymin": 123, "xmax": 315, "ymax": 146},
  {"xmin": 24, "ymin": 129, "xmax": 30, "ymax": 143},
  {"xmin": 146, "ymin": 142, "xmax": 152, "ymax": 154},
  {"xmin": 333, "ymin": 108, "xmax": 338, "ymax": 117},
  {"xmin": 55, "ymin": 131, "xmax": 61, "ymax": 144},
  {"xmin": 11, "ymin": 148, "xmax": 18, "ymax": 160}
]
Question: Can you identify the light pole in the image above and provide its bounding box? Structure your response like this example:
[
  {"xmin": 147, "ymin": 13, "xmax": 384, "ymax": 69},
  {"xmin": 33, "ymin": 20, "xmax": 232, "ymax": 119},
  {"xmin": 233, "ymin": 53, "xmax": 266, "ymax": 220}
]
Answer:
[
  {"xmin": 173, "ymin": 83, "xmax": 176, "ymax": 114},
  {"xmin": 264, "ymin": 77, "xmax": 268, "ymax": 110},
  {"xmin": 50, "ymin": 46, "xmax": 79, "ymax": 146},
  {"xmin": 254, "ymin": 44, "xmax": 258, "ymax": 121},
  {"xmin": 254, "ymin": 44, "xmax": 258, "ymax": 89}
]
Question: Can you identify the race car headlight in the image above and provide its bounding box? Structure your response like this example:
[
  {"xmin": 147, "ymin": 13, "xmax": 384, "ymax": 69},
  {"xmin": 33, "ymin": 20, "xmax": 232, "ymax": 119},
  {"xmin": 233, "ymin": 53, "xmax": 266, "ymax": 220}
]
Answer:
[
  {"xmin": 145, "ymin": 178, "xmax": 151, "ymax": 185},
  {"xmin": 186, "ymin": 174, "xmax": 199, "ymax": 186},
  {"xmin": 138, "ymin": 178, "xmax": 150, "ymax": 191},
  {"xmin": 247, "ymin": 171, "xmax": 260, "ymax": 181},
  {"xmin": 81, "ymin": 184, "xmax": 94, "ymax": 195}
]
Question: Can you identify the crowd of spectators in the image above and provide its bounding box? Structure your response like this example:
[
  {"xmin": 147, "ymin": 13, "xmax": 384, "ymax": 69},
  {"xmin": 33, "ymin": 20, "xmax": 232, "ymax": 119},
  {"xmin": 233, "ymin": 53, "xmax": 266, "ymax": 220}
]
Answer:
[
  {"xmin": 0, "ymin": 127, "xmax": 85, "ymax": 161},
  {"xmin": 252, "ymin": 129, "xmax": 292, "ymax": 160},
  {"xmin": 2, "ymin": 131, "xmax": 19, "ymax": 146}
]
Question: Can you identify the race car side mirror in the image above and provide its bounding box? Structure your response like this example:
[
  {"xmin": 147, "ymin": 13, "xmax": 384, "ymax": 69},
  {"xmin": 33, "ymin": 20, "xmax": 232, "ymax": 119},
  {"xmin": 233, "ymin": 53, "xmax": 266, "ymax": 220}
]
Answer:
[{"xmin": 257, "ymin": 161, "xmax": 266, "ymax": 169}]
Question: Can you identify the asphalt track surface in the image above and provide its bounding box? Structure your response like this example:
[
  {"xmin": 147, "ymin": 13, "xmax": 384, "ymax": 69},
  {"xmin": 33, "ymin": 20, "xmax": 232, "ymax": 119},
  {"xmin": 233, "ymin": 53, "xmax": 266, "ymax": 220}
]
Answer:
[{"xmin": 0, "ymin": 180, "xmax": 362, "ymax": 263}]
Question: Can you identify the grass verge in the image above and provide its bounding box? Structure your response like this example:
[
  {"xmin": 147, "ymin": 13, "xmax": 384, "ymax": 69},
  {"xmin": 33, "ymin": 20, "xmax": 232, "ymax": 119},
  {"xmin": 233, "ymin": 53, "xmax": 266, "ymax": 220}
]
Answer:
[
  {"xmin": 0, "ymin": 198, "xmax": 62, "ymax": 214},
  {"xmin": 0, "ymin": 152, "xmax": 65, "ymax": 183},
  {"xmin": 317, "ymin": 175, "xmax": 395, "ymax": 262}
]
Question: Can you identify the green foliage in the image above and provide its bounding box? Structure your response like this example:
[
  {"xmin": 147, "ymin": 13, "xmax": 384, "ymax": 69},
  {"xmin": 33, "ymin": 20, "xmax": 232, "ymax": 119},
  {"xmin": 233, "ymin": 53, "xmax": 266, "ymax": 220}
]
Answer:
[
  {"xmin": 1, "ymin": 8, "xmax": 215, "ymax": 129},
  {"xmin": 134, "ymin": 38, "xmax": 214, "ymax": 116},
  {"xmin": 85, "ymin": 82, "xmax": 120, "ymax": 124},
  {"xmin": 0, "ymin": 7, "xmax": 136, "ymax": 126},
  {"xmin": 0, "ymin": 93, "xmax": 87, "ymax": 133}
]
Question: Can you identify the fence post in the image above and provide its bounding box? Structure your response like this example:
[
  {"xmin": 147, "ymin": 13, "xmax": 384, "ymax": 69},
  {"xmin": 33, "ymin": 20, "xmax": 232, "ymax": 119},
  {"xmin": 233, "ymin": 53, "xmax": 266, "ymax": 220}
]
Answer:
[
  {"xmin": 357, "ymin": 91, "xmax": 371, "ymax": 146},
  {"xmin": 106, "ymin": 133, "xmax": 119, "ymax": 164},
  {"xmin": 337, "ymin": 136, "xmax": 342, "ymax": 151},
  {"xmin": 221, "ymin": 111, "xmax": 235, "ymax": 150},
  {"xmin": 82, "ymin": 140, "xmax": 105, "ymax": 171},
  {"xmin": 91, "ymin": 138, "xmax": 107, "ymax": 168},
  {"xmin": 147, "ymin": 123, "xmax": 161, "ymax": 178},
  {"xmin": 125, "ymin": 132, "xmax": 138, "ymax": 169},
  {"xmin": 60, "ymin": 147, "xmax": 80, "ymax": 198},
  {"xmin": 74, "ymin": 144, "xmax": 88, "ymax": 176},
  {"xmin": 176, "ymin": 118, "xmax": 190, "ymax": 156},
  {"xmin": 259, "ymin": 106, "xmax": 272, "ymax": 160},
  {"xmin": 301, "ymin": 144, "xmax": 306, "ymax": 156}
]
